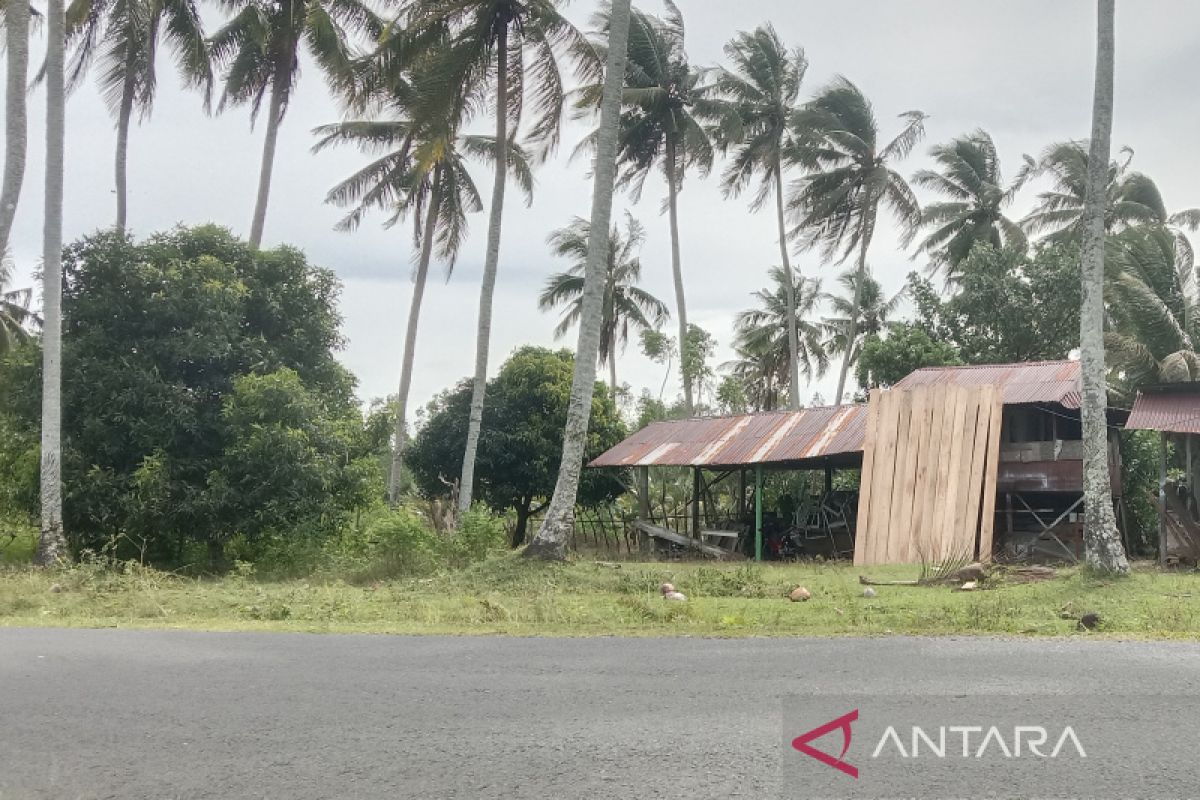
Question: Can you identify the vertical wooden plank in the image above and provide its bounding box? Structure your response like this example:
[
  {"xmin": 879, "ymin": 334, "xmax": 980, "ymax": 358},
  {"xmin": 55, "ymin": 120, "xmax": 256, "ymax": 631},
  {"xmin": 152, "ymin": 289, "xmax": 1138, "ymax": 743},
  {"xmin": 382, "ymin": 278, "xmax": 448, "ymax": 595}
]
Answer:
[
  {"xmin": 913, "ymin": 385, "xmax": 946, "ymax": 564},
  {"xmin": 958, "ymin": 388, "xmax": 992, "ymax": 562},
  {"xmin": 933, "ymin": 385, "xmax": 968, "ymax": 562},
  {"xmin": 951, "ymin": 389, "xmax": 985, "ymax": 560},
  {"xmin": 892, "ymin": 388, "xmax": 916, "ymax": 563},
  {"xmin": 883, "ymin": 390, "xmax": 914, "ymax": 564},
  {"xmin": 976, "ymin": 388, "xmax": 1004, "ymax": 562},
  {"xmin": 853, "ymin": 390, "xmax": 883, "ymax": 566},
  {"xmin": 870, "ymin": 389, "xmax": 903, "ymax": 565}
]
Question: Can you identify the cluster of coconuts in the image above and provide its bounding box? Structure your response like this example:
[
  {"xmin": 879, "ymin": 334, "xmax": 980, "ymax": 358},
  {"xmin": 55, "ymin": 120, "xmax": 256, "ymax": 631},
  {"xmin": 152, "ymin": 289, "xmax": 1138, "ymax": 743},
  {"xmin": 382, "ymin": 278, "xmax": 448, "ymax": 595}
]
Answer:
[{"xmin": 659, "ymin": 582, "xmax": 687, "ymax": 601}]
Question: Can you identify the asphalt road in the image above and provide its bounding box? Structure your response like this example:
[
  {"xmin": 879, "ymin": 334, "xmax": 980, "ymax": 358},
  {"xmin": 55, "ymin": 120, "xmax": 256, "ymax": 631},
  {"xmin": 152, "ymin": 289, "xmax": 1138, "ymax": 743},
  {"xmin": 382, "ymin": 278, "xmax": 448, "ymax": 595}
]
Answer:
[{"xmin": 2, "ymin": 630, "xmax": 1199, "ymax": 800}]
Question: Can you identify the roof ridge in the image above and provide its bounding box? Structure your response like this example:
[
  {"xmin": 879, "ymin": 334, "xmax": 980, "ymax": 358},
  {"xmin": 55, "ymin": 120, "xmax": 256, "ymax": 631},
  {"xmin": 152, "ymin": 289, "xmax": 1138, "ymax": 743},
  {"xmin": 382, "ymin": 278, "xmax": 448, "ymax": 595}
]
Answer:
[
  {"xmin": 648, "ymin": 405, "xmax": 865, "ymax": 425},
  {"xmin": 910, "ymin": 359, "xmax": 1077, "ymax": 373}
]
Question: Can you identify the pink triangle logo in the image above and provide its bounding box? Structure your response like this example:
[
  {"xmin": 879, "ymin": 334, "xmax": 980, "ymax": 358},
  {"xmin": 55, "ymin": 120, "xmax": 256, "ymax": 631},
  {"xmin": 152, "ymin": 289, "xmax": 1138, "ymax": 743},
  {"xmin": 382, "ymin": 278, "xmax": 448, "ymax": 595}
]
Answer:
[{"xmin": 791, "ymin": 709, "xmax": 859, "ymax": 779}]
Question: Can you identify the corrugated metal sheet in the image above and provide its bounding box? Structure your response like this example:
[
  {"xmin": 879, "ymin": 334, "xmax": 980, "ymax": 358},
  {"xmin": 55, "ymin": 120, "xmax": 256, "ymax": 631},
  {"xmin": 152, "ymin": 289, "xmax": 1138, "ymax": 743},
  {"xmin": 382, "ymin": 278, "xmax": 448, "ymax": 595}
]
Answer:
[
  {"xmin": 894, "ymin": 360, "xmax": 1082, "ymax": 407},
  {"xmin": 1127, "ymin": 389, "xmax": 1200, "ymax": 433},
  {"xmin": 589, "ymin": 405, "xmax": 866, "ymax": 468}
]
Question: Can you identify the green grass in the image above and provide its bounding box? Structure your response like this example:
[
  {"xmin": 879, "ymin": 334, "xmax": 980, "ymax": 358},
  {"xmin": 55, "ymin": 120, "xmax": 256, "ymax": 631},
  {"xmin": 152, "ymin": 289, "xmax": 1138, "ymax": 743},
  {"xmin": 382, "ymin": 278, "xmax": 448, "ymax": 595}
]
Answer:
[{"xmin": 0, "ymin": 556, "xmax": 1197, "ymax": 639}]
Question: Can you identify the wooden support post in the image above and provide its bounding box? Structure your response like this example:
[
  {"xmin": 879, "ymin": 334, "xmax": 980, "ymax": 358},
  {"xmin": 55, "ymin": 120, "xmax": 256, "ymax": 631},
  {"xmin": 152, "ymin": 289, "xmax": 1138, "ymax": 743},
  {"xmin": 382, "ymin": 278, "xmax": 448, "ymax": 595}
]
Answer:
[
  {"xmin": 692, "ymin": 467, "xmax": 701, "ymax": 540},
  {"xmin": 1160, "ymin": 432, "xmax": 1169, "ymax": 567},
  {"xmin": 637, "ymin": 466, "xmax": 650, "ymax": 520},
  {"xmin": 738, "ymin": 469, "xmax": 747, "ymax": 520},
  {"xmin": 824, "ymin": 463, "xmax": 834, "ymax": 496},
  {"xmin": 755, "ymin": 465, "xmax": 764, "ymax": 562}
]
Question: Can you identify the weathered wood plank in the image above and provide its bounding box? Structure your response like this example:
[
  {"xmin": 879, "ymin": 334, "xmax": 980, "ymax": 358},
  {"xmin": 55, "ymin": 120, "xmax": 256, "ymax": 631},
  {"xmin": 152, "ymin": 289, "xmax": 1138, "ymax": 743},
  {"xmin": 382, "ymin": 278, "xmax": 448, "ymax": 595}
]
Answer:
[
  {"xmin": 853, "ymin": 389, "xmax": 883, "ymax": 566},
  {"xmin": 958, "ymin": 389, "xmax": 991, "ymax": 561},
  {"xmin": 868, "ymin": 389, "xmax": 902, "ymax": 566},
  {"xmin": 934, "ymin": 385, "xmax": 969, "ymax": 562},
  {"xmin": 632, "ymin": 521, "xmax": 740, "ymax": 559},
  {"xmin": 888, "ymin": 388, "xmax": 920, "ymax": 564},
  {"xmin": 913, "ymin": 385, "xmax": 947, "ymax": 564},
  {"xmin": 976, "ymin": 388, "xmax": 1004, "ymax": 562}
]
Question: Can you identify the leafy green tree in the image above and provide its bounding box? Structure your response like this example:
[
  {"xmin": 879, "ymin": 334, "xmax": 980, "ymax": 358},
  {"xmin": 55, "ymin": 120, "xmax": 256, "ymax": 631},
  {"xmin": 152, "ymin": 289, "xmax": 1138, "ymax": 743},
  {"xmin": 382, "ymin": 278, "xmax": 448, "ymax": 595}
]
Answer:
[
  {"xmin": 787, "ymin": 77, "xmax": 925, "ymax": 403},
  {"xmin": 539, "ymin": 214, "xmax": 668, "ymax": 399},
  {"xmin": 313, "ymin": 63, "xmax": 533, "ymax": 507},
  {"xmin": 0, "ymin": 226, "xmax": 377, "ymax": 566},
  {"xmin": 732, "ymin": 267, "xmax": 828, "ymax": 398},
  {"xmin": 856, "ymin": 323, "xmax": 961, "ymax": 389},
  {"xmin": 63, "ymin": 0, "xmax": 211, "ymax": 231},
  {"xmin": 1105, "ymin": 225, "xmax": 1200, "ymax": 388},
  {"xmin": 822, "ymin": 269, "xmax": 904, "ymax": 380},
  {"xmin": 709, "ymin": 23, "xmax": 807, "ymax": 409},
  {"xmin": 1, "ymin": 258, "xmax": 37, "ymax": 354},
  {"xmin": 407, "ymin": 347, "xmax": 626, "ymax": 547},
  {"xmin": 912, "ymin": 129, "xmax": 1028, "ymax": 278},
  {"xmin": 1021, "ymin": 140, "xmax": 1196, "ymax": 245},
  {"xmin": 210, "ymin": 0, "xmax": 382, "ymax": 248},
  {"xmin": 715, "ymin": 375, "xmax": 748, "ymax": 415},
  {"xmin": 577, "ymin": 0, "xmax": 716, "ymax": 413},
  {"xmin": 722, "ymin": 339, "xmax": 787, "ymax": 412},
  {"xmin": 639, "ymin": 327, "xmax": 677, "ymax": 402},
  {"xmin": 409, "ymin": 0, "xmax": 598, "ymax": 517},
  {"xmin": 911, "ymin": 243, "xmax": 1082, "ymax": 364},
  {"xmin": 681, "ymin": 323, "xmax": 716, "ymax": 409}
]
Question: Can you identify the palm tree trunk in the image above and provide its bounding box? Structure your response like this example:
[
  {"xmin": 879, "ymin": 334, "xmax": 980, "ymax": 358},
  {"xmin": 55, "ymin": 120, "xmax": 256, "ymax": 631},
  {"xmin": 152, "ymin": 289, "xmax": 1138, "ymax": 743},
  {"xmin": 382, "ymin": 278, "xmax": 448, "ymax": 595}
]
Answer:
[
  {"xmin": 775, "ymin": 156, "xmax": 801, "ymax": 411},
  {"xmin": 0, "ymin": 0, "xmax": 31, "ymax": 252},
  {"xmin": 524, "ymin": 0, "xmax": 632, "ymax": 560},
  {"xmin": 114, "ymin": 47, "xmax": 138, "ymax": 234},
  {"xmin": 609, "ymin": 353, "xmax": 618, "ymax": 403},
  {"xmin": 834, "ymin": 209, "xmax": 875, "ymax": 405},
  {"xmin": 665, "ymin": 138, "xmax": 692, "ymax": 414},
  {"xmin": 458, "ymin": 25, "xmax": 510, "ymax": 516},
  {"xmin": 248, "ymin": 62, "xmax": 289, "ymax": 249},
  {"xmin": 388, "ymin": 173, "xmax": 442, "ymax": 507},
  {"xmin": 1080, "ymin": 0, "xmax": 1128, "ymax": 574},
  {"xmin": 35, "ymin": 0, "xmax": 68, "ymax": 567}
]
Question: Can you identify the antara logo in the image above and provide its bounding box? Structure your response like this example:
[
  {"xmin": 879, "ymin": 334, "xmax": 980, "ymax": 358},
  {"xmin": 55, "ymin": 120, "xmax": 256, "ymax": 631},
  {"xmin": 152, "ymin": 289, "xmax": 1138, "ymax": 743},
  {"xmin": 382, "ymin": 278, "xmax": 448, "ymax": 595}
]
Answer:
[{"xmin": 792, "ymin": 710, "xmax": 1087, "ymax": 780}]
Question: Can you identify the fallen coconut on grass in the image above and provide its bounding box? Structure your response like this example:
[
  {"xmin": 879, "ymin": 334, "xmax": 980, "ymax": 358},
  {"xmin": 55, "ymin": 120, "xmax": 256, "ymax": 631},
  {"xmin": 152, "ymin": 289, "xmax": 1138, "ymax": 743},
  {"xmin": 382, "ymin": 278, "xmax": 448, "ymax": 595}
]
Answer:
[
  {"xmin": 660, "ymin": 583, "xmax": 687, "ymax": 602},
  {"xmin": 788, "ymin": 586, "xmax": 812, "ymax": 602}
]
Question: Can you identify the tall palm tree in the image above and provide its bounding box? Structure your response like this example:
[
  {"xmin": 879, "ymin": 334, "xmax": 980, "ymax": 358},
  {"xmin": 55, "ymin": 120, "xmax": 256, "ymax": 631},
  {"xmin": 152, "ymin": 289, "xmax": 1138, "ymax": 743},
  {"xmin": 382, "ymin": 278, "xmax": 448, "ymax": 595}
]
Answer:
[
  {"xmin": 822, "ymin": 269, "xmax": 904, "ymax": 382},
  {"xmin": 912, "ymin": 129, "xmax": 1029, "ymax": 278},
  {"xmin": 575, "ymin": 0, "xmax": 716, "ymax": 414},
  {"xmin": 526, "ymin": 0, "xmax": 633, "ymax": 561},
  {"xmin": 1079, "ymin": 0, "xmax": 1128, "ymax": 574},
  {"xmin": 731, "ymin": 266, "xmax": 828, "ymax": 397},
  {"xmin": 63, "ymin": 0, "xmax": 211, "ymax": 232},
  {"xmin": 37, "ymin": 0, "xmax": 69, "ymax": 565},
  {"xmin": 313, "ymin": 67, "xmax": 533, "ymax": 507},
  {"xmin": 409, "ymin": 0, "xmax": 598, "ymax": 516},
  {"xmin": 1, "ymin": 256, "xmax": 38, "ymax": 353},
  {"xmin": 0, "ymin": 0, "xmax": 32, "ymax": 252},
  {"xmin": 1022, "ymin": 140, "xmax": 1196, "ymax": 245},
  {"xmin": 722, "ymin": 339, "xmax": 787, "ymax": 413},
  {"xmin": 210, "ymin": 0, "xmax": 382, "ymax": 249},
  {"xmin": 787, "ymin": 77, "xmax": 925, "ymax": 404},
  {"xmin": 709, "ymin": 23, "xmax": 807, "ymax": 410},
  {"xmin": 538, "ymin": 214, "xmax": 669, "ymax": 399},
  {"xmin": 1105, "ymin": 226, "xmax": 1200, "ymax": 387}
]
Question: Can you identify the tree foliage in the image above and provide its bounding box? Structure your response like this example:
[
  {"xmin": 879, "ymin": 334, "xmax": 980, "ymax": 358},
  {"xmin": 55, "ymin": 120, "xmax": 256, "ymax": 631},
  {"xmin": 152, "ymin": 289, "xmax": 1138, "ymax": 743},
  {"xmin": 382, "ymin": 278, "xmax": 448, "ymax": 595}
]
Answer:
[
  {"xmin": 0, "ymin": 226, "xmax": 381, "ymax": 565},
  {"xmin": 856, "ymin": 322, "xmax": 961, "ymax": 389},
  {"xmin": 406, "ymin": 347, "xmax": 626, "ymax": 546}
]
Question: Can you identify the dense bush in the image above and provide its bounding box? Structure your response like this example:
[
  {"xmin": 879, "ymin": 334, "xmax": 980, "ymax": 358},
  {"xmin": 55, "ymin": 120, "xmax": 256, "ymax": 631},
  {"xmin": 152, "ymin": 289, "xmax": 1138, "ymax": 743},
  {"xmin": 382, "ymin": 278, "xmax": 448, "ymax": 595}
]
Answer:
[{"xmin": 0, "ymin": 226, "xmax": 386, "ymax": 567}]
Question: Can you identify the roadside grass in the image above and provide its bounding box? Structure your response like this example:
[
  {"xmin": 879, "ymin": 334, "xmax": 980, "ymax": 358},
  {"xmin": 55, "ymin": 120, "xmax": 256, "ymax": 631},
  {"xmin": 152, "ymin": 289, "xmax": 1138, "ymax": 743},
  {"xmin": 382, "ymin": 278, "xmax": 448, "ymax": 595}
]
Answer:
[{"xmin": 0, "ymin": 555, "xmax": 1196, "ymax": 639}]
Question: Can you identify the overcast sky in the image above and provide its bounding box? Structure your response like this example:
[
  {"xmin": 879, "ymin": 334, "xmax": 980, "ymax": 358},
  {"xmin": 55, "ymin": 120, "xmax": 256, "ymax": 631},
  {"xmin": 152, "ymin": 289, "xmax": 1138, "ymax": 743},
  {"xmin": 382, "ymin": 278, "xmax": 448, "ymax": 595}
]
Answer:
[{"xmin": 9, "ymin": 0, "xmax": 1200, "ymax": 416}]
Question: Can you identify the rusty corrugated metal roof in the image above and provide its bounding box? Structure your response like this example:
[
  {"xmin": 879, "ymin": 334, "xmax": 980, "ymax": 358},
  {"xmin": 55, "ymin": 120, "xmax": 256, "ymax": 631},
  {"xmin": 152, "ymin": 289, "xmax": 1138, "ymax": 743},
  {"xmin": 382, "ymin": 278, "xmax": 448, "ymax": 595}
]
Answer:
[
  {"xmin": 1127, "ymin": 388, "xmax": 1200, "ymax": 433},
  {"xmin": 894, "ymin": 360, "xmax": 1082, "ymax": 407},
  {"xmin": 589, "ymin": 405, "xmax": 866, "ymax": 468}
]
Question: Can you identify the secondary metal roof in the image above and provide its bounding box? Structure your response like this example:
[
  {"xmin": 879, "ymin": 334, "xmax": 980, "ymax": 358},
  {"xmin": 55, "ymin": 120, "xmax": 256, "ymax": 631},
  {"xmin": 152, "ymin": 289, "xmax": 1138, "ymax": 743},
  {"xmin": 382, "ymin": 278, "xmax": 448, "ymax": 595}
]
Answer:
[
  {"xmin": 589, "ymin": 405, "xmax": 866, "ymax": 469},
  {"xmin": 894, "ymin": 360, "xmax": 1082, "ymax": 408},
  {"xmin": 1126, "ymin": 385, "xmax": 1200, "ymax": 434}
]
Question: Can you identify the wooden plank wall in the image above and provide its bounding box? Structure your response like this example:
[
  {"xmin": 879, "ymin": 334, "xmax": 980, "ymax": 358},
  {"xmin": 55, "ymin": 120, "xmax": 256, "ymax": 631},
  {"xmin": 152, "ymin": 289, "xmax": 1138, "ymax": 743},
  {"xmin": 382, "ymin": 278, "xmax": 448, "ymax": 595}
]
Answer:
[{"xmin": 854, "ymin": 384, "xmax": 1004, "ymax": 566}]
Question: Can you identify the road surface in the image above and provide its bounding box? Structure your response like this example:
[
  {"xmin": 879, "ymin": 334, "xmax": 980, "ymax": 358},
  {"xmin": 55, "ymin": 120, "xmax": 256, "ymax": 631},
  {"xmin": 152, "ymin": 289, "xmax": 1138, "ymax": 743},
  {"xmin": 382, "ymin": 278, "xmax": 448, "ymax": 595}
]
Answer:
[{"xmin": 1, "ymin": 630, "xmax": 1198, "ymax": 799}]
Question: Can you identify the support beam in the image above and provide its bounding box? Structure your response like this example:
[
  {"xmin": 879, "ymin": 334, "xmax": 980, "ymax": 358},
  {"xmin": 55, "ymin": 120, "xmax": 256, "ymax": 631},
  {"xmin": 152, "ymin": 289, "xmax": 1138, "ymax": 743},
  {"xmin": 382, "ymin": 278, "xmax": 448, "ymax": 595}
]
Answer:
[
  {"xmin": 692, "ymin": 467, "xmax": 701, "ymax": 540},
  {"xmin": 755, "ymin": 464, "xmax": 764, "ymax": 562},
  {"xmin": 637, "ymin": 466, "xmax": 650, "ymax": 520},
  {"xmin": 1160, "ymin": 432, "xmax": 1169, "ymax": 567},
  {"xmin": 824, "ymin": 463, "xmax": 834, "ymax": 496},
  {"xmin": 738, "ymin": 469, "xmax": 747, "ymax": 519}
]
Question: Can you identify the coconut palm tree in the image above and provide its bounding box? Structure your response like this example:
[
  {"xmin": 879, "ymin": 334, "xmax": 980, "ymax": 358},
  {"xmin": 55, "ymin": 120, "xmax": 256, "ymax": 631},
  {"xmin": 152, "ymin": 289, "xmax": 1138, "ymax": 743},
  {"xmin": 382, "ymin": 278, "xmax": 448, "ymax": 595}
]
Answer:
[
  {"xmin": 709, "ymin": 23, "xmax": 807, "ymax": 410},
  {"xmin": 0, "ymin": 0, "xmax": 32, "ymax": 252},
  {"xmin": 787, "ymin": 77, "xmax": 925, "ymax": 404},
  {"xmin": 1079, "ymin": 0, "xmax": 1128, "ymax": 574},
  {"xmin": 62, "ymin": 0, "xmax": 211, "ymax": 232},
  {"xmin": 525, "ymin": 0, "xmax": 633, "ymax": 560},
  {"xmin": 539, "ymin": 214, "xmax": 669, "ymax": 399},
  {"xmin": 912, "ymin": 129, "xmax": 1029, "ymax": 278},
  {"xmin": 822, "ymin": 269, "xmax": 904, "ymax": 382},
  {"xmin": 313, "ymin": 66, "xmax": 533, "ymax": 507},
  {"xmin": 1, "ymin": 257, "xmax": 38, "ymax": 353},
  {"xmin": 1022, "ymin": 140, "xmax": 1197, "ymax": 246},
  {"xmin": 575, "ymin": 0, "xmax": 716, "ymax": 414},
  {"xmin": 406, "ymin": 0, "xmax": 597, "ymax": 516},
  {"xmin": 210, "ymin": 0, "xmax": 383, "ymax": 249},
  {"xmin": 722, "ymin": 339, "xmax": 787, "ymax": 413},
  {"xmin": 37, "ymin": 0, "xmax": 69, "ymax": 565},
  {"xmin": 731, "ymin": 266, "xmax": 828, "ymax": 397}
]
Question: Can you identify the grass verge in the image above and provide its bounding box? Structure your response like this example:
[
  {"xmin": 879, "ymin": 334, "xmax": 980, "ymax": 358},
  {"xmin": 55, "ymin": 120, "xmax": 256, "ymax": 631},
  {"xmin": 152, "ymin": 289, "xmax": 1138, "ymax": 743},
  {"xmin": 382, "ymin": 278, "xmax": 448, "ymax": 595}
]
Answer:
[{"xmin": 0, "ymin": 556, "xmax": 1196, "ymax": 639}]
